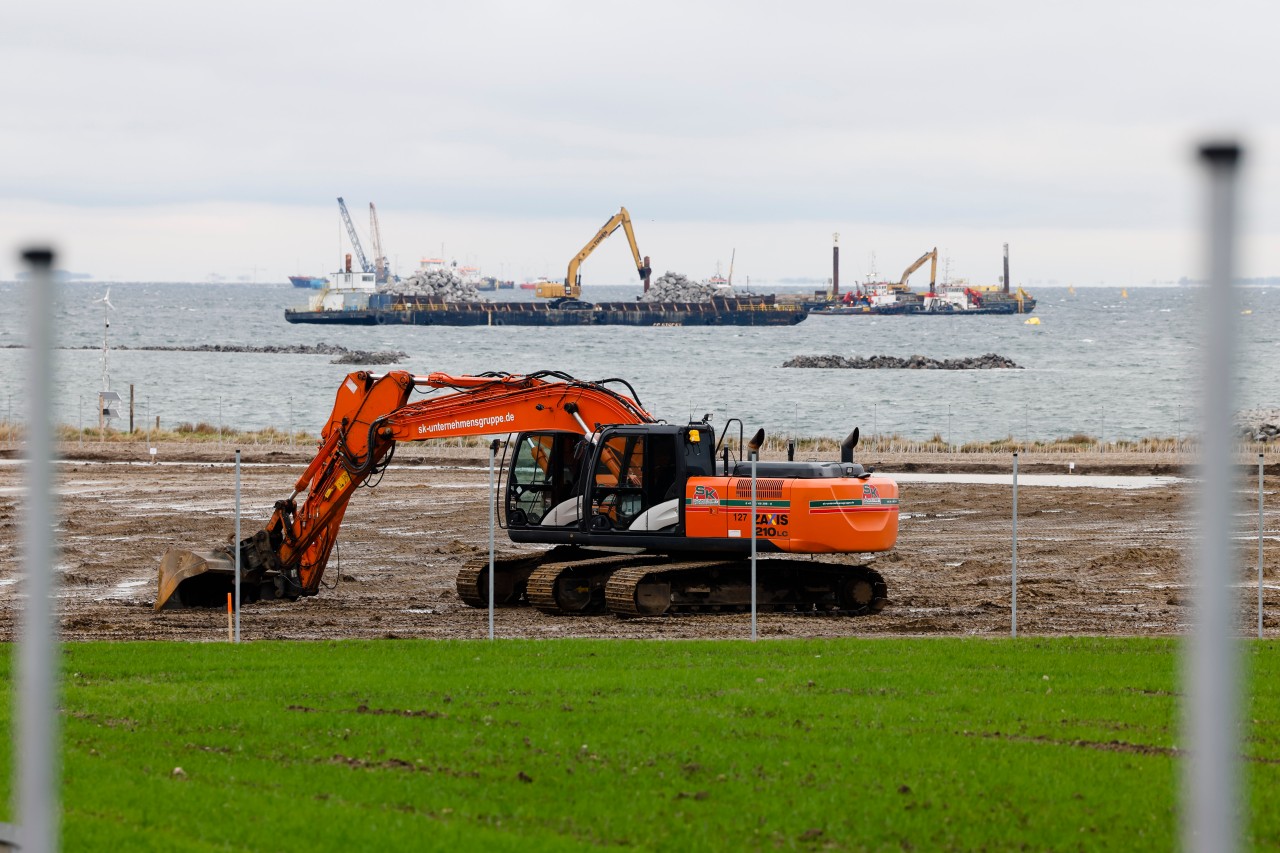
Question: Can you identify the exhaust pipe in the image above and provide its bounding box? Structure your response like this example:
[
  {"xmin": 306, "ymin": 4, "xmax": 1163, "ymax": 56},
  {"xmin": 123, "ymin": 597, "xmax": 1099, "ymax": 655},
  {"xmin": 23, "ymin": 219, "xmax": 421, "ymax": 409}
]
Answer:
[{"xmin": 840, "ymin": 427, "xmax": 860, "ymax": 463}]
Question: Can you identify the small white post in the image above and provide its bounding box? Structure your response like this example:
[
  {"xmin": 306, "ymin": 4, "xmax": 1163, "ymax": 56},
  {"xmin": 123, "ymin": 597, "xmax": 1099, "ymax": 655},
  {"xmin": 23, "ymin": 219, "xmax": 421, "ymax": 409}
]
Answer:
[
  {"xmin": 1012, "ymin": 451, "xmax": 1019, "ymax": 638},
  {"xmin": 1184, "ymin": 141, "xmax": 1244, "ymax": 853},
  {"xmin": 17, "ymin": 246, "xmax": 60, "ymax": 853},
  {"xmin": 750, "ymin": 450, "xmax": 758, "ymax": 641},
  {"xmin": 78, "ymin": 395, "xmax": 83, "ymax": 447},
  {"xmin": 1260, "ymin": 453, "xmax": 1266, "ymax": 640},
  {"xmin": 235, "ymin": 448, "xmax": 241, "ymax": 644},
  {"xmin": 289, "ymin": 395, "xmax": 294, "ymax": 450},
  {"xmin": 488, "ymin": 439, "xmax": 498, "ymax": 641},
  {"xmin": 218, "ymin": 396, "xmax": 223, "ymax": 451}
]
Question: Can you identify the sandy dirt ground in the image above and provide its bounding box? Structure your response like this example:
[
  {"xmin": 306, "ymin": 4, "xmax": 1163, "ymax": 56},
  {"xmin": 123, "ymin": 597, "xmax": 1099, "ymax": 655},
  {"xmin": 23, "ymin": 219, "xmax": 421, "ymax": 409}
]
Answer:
[{"xmin": 0, "ymin": 442, "xmax": 1276, "ymax": 641}]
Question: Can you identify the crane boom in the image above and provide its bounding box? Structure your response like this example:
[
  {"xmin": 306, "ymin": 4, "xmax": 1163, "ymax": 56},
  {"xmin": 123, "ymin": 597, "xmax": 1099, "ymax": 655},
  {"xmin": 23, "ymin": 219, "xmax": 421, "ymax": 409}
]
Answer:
[
  {"xmin": 337, "ymin": 197, "xmax": 373, "ymax": 274},
  {"xmin": 369, "ymin": 203, "xmax": 387, "ymax": 284},
  {"xmin": 537, "ymin": 207, "xmax": 652, "ymax": 300}
]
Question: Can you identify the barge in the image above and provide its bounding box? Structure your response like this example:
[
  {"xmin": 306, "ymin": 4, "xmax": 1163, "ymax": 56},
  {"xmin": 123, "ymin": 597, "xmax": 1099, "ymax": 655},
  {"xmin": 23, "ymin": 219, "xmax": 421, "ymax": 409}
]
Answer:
[{"xmin": 285, "ymin": 292, "xmax": 808, "ymax": 326}]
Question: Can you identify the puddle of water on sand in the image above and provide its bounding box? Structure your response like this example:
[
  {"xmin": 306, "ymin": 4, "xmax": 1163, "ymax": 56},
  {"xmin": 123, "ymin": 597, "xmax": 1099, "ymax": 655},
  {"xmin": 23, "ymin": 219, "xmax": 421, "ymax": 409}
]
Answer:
[
  {"xmin": 405, "ymin": 608, "xmax": 435, "ymax": 614},
  {"xmin": 115, "ymin": 579, "xmax": 149, "ymax": 589},
  {"xmin": 893, "ymin": 473, "xmax": 1183, "ymax": 489}
]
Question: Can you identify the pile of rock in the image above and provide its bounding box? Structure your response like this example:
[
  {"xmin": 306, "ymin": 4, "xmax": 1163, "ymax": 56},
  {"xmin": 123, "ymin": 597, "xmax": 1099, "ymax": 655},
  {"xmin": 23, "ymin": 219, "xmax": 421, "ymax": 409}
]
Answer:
[
  {"xmin": 640, "ymin": 271, "xmax": 728, "ymax": 303},
  {"xmin": 331, "ymin": 349, "xmax": 408, "ymax": 366},
  {"xmin": 380, "ymin": 267, "xmax": 481, "ymax": 301},
  {"xmin": 1238, "ymin": 409, "xmax": 1280, "ymax": 442},
  {"xmin": 783, "ymin": 353, "xmax": 1022, "ymax": 370}
]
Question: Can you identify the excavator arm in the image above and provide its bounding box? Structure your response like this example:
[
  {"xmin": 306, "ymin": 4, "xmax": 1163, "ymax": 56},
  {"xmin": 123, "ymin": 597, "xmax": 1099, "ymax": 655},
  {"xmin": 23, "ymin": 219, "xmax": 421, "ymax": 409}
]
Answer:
[
  {"xmin": 157, "ymin": 370, "xmax": 654, "ymax": 609},
  {"xmin": 894, "ymin": 247, "xmax": 938, "ymax": 292},
  {"xmin": 537, "ymin": 207, "xmax": 652, "ymax": 300}
]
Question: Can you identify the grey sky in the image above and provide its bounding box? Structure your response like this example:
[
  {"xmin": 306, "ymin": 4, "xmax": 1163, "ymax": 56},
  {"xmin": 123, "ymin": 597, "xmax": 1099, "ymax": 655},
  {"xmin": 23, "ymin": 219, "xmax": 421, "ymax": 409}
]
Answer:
[{"xmin": 3, "ymin": 0, "xmax": 1276, "ymax": 285}]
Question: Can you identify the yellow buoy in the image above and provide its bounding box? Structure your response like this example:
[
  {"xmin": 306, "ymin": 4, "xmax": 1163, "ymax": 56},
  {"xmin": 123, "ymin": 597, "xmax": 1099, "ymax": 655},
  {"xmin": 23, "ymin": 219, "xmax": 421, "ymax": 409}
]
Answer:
[
  {"xmin": 1242, "ymin": 309, "xmax": 1253, "ymax": 315},
  {"xmin": 1121, "ymin": 289, "xmax": 1128, "ymax": 298},
  {"xmin": 1025, "ymin": 317, "xmax": 1041, "ymax": 325}
]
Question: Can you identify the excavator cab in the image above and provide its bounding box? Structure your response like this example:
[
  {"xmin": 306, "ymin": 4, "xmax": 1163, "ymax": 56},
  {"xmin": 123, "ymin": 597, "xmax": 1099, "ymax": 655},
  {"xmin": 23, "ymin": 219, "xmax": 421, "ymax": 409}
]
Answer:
[{"xmin": 505, "ymin": 423, "xmax": 714, "ymax": 541}]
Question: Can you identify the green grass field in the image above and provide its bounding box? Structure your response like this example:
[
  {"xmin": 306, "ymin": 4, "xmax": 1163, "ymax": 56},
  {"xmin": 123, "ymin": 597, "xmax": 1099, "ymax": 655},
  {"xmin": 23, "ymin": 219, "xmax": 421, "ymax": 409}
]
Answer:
[{"xmin": 2, "ymin": 638, "xmax": 1278, "ymax": 851}]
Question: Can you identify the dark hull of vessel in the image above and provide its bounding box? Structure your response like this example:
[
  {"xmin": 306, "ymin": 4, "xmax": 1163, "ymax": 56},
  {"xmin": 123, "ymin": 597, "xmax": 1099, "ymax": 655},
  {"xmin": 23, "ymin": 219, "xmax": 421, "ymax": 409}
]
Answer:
[{"xmin": 285, "ymin": 296, "xmax": 808, "ymax": 326}]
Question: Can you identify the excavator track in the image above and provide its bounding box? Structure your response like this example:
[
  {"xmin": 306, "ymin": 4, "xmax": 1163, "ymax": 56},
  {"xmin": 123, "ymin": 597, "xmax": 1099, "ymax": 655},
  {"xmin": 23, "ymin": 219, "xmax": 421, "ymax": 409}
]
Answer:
[
  {"xmin": 455, "ymin": 546, "xmax": 651, "ymax": 611},
  {"xmin": 455, "ymin": 552, "xmax": 545, "ymax": 608},
  {"xmin": 526, "ymin": 554, "xmax": 669, "ymax": 615},
  {"xmin": 605, "ymin": 560, "xmax": 889, "ymax": 618}
]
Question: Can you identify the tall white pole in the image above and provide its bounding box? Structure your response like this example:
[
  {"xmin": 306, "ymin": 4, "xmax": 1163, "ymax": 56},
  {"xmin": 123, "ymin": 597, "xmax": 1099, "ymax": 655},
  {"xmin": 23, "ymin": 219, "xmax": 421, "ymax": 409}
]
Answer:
[
  {"xmin": 1260, "ymin": 453, "xmax": 1266, "ymax": 640},
  {"xmin": 1011, "ymin": 451, "xmax": 1018, "ymax": 638},
  {"xmin": 18, "ymin": 246, "xmax": 60, "ymax": 853},
  {"xmin": 488, "ymin": 439, "xmax": 497, "ymax": 641},
  {"xmin": 750, "ymin": 451, "xmax": 758, "ymax": 641},
  {"xmin": 1184, "ymin": 141, "xmax": 1243, "ymax": 853},
  {"xmin": 235, "ymin": 449, "xmax": 241, "ymax": 644}
]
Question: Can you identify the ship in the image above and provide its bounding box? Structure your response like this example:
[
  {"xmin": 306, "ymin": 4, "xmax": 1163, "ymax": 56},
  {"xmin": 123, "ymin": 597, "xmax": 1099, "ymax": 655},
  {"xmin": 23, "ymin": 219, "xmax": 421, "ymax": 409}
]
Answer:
[
  {"xmin": 284, "ymin": 291, "xmax": 807, "ymax": 327},
  {"xmin": 288, "ymin": 274, "xmax": 328, "ymax": 289},
  {"xmin": 809, "ymin": 243, "xmax": 1035, "ymax": 316}
]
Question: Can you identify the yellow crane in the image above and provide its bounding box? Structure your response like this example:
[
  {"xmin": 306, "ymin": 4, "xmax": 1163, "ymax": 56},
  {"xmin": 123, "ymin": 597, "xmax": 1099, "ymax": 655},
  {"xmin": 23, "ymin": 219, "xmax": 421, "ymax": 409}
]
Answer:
[
  {"xmin": 538, "ymin": 207, "xmax": 652, "ymax": 300},
  {"xmin": 891, "ymin": 247, "xmax": 938, "ymax": 292}
]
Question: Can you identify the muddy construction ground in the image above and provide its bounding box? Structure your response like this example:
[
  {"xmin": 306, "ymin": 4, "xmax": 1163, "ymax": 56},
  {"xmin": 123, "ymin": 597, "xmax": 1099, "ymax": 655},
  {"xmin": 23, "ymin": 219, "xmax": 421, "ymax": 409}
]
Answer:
[{"xmin": 0, "ymin": 443, "xmax": 1276, "ymax": 641}]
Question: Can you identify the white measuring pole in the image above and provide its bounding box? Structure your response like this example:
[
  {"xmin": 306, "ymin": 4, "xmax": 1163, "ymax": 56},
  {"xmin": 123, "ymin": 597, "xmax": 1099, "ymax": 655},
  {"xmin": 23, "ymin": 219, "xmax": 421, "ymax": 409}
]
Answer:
[
  {"xmin": 488, "ymin": 439, "xmax": 497, "ymax": 641},
  {"xmin": 235, "ymin": 448, "xmax": 241, "ymax": 644},
  {"xmin": 1011, "ymin": 451, "xmax": 1018, "ymax": 638},
  {"xmin": 17, "ymin": 247, "xmax": 59, "ymax": 853},
  {"xmin": 1260, "ymin": 453, "xmax": 1266, "ymax": 640},
  {"xmin": 750, "ymin": 450, "xmax": 758, "ymax": 641},
  {"xmin": 1184, "ymin": 141, "xmax": 1243, "ymax": 853}
]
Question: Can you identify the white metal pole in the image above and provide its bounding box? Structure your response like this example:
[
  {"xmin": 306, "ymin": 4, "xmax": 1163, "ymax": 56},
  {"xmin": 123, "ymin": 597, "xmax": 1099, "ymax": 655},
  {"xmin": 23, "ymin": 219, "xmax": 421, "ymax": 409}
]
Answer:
[
  {"xmin": 235, "ymin": 449, "xmax": 241, "ymax": 644},
  {"xmin": 1012, "ymin": 451, "xmax": 1018, "ymax": 638},
  {"xmin": 78, "ymin": 395, "xmax": 83, "ymax": 447},
  {"xmin": 488, "ymin": 439, "xmax": 497, "ymax": 641},
  {"xmin": 1260, "ymin": 453, "xmax": 1266, "ymax": 640},
  {"xmin": 750, "ymin": 451, "xmax": 758, "ymax": 641},
  {"xmin": 1184, "ymin": 141, "xmax": 1243, "ymax": 853},
  {"xmin": 289, "ymin": 395, "xmax": 294, "ymax": 450},
  {"xmin": 17, "ymin": 246, "xmax": 60, "ymax": 853}
]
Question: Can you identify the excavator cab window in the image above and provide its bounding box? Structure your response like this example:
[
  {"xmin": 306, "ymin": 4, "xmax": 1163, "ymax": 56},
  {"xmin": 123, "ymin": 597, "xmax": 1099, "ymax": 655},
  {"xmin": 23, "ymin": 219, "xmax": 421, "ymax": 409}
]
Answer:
[
  {"xmin": 506, "ymin": 432, "xmax": 584, "ymax": 526},
  {"xmin": 587, "ymin": 431, "xmax": 680, "ymax": 530}
]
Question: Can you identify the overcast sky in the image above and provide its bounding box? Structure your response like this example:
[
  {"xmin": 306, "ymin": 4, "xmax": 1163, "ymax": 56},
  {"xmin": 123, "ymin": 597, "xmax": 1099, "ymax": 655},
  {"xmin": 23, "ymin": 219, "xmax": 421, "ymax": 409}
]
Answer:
[{"xmin": 2, "ymin": 0, "xmax": 1277, "ymax": 286}]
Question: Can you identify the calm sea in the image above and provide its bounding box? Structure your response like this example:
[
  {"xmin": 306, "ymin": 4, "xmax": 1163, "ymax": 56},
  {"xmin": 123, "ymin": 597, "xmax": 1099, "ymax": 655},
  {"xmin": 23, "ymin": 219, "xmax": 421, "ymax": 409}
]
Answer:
[{"xmin": 0, "ymin": 282, "xmax": 1275, "ymax": 444}]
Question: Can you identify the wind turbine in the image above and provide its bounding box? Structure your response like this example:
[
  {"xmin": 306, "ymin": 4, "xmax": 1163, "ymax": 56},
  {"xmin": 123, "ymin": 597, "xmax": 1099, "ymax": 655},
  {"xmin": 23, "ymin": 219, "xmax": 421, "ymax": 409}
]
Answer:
[
  {"xmin": 94, "ymin": 288, "xmax": 121, "ymax": 433},
  {"xmin": 95, "ymin": 288, "xmax": 115, "ymax": 392}
]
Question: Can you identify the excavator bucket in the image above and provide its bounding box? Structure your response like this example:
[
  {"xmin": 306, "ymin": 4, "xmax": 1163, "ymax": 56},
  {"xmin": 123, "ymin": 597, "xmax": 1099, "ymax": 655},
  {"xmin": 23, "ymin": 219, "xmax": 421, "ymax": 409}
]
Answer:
[{"xmin": 155, "ymin": 547, "xmax": 237, "ymax": 611}]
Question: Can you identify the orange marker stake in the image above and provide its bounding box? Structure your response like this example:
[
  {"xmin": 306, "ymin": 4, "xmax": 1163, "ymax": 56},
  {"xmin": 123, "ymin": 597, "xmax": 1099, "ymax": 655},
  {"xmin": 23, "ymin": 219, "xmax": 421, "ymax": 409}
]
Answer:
[{"xmin": 227, "ymin": 593, "xmax": 233, "ymax": 643}]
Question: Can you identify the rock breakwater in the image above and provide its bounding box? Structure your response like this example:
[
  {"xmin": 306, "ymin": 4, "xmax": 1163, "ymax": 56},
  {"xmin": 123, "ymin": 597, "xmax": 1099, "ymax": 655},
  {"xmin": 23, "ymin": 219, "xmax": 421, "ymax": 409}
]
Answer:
[{"xmin": 784, "ymin": 353, "xmax": 1021, "ymax": 370}]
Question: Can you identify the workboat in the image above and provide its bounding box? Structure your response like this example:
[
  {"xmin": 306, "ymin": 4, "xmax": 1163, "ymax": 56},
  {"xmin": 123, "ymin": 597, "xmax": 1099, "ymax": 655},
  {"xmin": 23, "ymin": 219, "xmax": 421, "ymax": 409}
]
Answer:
[{"xmin": 288, "ymin": 274, "xmax": 328, "ymax": 289}]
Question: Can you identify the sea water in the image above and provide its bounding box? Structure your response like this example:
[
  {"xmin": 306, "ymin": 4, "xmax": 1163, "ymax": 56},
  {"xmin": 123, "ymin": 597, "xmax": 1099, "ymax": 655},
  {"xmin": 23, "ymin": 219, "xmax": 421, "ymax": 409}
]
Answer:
[{"xmin": 0, "ymin": 282, "xmax": 1274, "ymax": 444}]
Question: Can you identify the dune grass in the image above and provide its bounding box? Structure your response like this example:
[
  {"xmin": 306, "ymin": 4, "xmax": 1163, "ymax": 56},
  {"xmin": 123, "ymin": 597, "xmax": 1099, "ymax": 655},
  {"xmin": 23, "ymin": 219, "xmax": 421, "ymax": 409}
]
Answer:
[{"xmin": 1, "ymin": 637, "xmax": 1279, "ymax": 850}]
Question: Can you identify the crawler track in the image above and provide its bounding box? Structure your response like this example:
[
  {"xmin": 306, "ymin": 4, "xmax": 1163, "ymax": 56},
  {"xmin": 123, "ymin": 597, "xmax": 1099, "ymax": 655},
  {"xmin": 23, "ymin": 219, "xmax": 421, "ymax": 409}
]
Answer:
[
  {"xmin": 456, "ymin": 548, "xmax": 889, "ymax": 619},
  {"xmin": 604, "ymin": 560, "xmax": 888, "ymax": 617}
]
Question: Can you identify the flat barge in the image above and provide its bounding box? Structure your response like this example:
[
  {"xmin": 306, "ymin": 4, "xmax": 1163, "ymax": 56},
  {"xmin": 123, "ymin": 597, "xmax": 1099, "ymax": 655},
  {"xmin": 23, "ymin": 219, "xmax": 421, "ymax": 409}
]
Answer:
[{"xmin": 285, "ymin": 293, "xmax": 807, "ymax": 327}]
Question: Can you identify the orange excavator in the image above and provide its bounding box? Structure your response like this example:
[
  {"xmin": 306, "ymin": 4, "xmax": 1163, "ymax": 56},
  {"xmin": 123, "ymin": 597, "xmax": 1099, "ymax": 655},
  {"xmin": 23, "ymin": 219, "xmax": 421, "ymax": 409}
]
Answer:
[{"xmin": 157, "ymin": 370, "xmax": 899, "ymax": 617}]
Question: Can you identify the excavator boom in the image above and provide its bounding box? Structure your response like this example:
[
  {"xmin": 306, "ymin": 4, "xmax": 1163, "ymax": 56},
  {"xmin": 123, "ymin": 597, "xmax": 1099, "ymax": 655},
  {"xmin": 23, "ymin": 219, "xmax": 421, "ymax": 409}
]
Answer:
[
  {"xmin": 895, "ymin": 247, "xmax": 938, "ymax": 292},
  {"xmin": 157, "ymin": 370, "xmax": 653, "ymax": 608},
  {"xmin": 537, "ymin": 207, "xmax": 652, "ymax": 300}
]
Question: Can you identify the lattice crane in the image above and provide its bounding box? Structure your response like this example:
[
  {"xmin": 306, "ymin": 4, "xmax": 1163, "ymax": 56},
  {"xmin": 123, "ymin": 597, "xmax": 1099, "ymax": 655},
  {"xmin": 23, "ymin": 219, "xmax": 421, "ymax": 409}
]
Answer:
[
  {"xmin": 336, "ymin": 197, "xmax": 373, "ymax": 273},
  {"xmin": 369, "ymin": 202, "xmax": 389, "ymax": 284}
]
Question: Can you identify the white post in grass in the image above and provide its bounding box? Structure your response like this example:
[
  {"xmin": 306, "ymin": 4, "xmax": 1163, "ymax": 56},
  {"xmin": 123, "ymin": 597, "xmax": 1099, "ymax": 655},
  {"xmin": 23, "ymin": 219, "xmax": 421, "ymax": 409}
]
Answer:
[
  {"xmin": 17, "ymin": 246, "xmax": 59, "ymax": 853},
  {"xmin": 1184, "ymin": 141, "xmax": 1243, "ymax": 853},
  {"xmin": 750, "ymin": 449, "xmax": 758, "ymax": 641},
  {"xmin": 1260, "ymin": 453, "xmax": 1266, "ymax": 640},
  {"xmin": 1011, "ymin": 451, "xmax": 1018, "ymax": 638},
  {"xmin": 488, "ymin": 439, "xmax": 498, "ymax": 641},
  {"xmin": 235, "ymin": 448, "xmax": 241, "ymax": 644}
]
